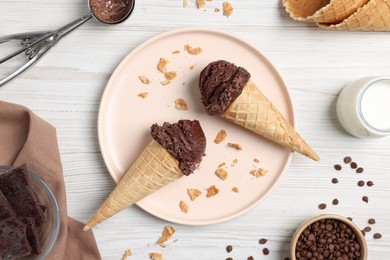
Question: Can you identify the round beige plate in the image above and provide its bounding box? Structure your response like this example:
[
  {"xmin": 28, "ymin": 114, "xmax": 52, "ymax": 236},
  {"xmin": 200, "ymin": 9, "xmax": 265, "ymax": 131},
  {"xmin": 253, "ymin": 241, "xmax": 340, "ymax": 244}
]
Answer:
[{"xmin": 98, "ymin": 27, "xmax": 294, "ymax": 225}]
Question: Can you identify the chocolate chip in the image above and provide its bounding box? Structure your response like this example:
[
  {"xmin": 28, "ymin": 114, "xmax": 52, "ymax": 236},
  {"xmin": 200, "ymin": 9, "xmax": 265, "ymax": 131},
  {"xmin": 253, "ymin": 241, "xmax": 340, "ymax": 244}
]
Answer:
[
  {"xmin": 247, "ymin": 256, "xmax": 254, "ymax": 260},
  {"xmin": 356, "ymin": 167, "xmax": 364, "ymax": 173},
  {"xmin": 259, "ymin": 238, "xmax": 267, "ymax": 245},
  {"xmin": 334, "ymin": 164, "xmax": 342, "ymax": 171},
  {"xmin": 226, "ymin": 245, "xmax": 233, "ymax": 253},
  {"xmin": 226, "ymin": 258, "xmax": 233, "ymax": 260},
  {"xmin": 368, "ymin": 218, "xmax": 376, "ymax": 224},
  {"xmin": 364, "ymin": 226, "xmax": 372, "ymax": 232},
  {"xmin": 332, "ymin": 178, "xmax": 339, "ymax": 184},
  {"xmin": 362, "ymin": 196, "xmax": 369, "ymax": 203},
  {"xmin": 350, "ymin": 162, "xmax": 358, "ymax": 169},
  {"xmin": 358, "ymin": 180, "xmax": 365, "ymax": 187},
  {"xmin": 367, "ymin": 181, "xmax": 374, "ymax": 187},
  {"xmin": 262, "ymin": 248, "xmax": 270, "ymax": 255},
  {"xmin": 374, "ymin": 233, "xmax": 382, "ymax": 239},
  {"xmin": 344, "ymin": 156, "xmax": 352, "ymax": 163},
  {"xmin": 361, "ymin": 230, "xmax": 366, "ymax": 236},
  {"xmin": 332, "ymin": 198, "xmax": 339, "ymax": 205},
  {"xmin": 319, "ymin": 203, "xmax": 327, "ymax": 210}
]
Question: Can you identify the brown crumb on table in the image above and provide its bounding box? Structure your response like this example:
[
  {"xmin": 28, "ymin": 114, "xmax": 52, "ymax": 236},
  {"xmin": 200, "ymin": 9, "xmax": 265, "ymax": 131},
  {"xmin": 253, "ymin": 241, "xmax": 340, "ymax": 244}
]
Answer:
[
  {"xmin": 187, "ymin": 188, "xmax": 202, "ymax": 201},
  {"xmin": 206, "ymin": 185, "xmax": 219, "ymax": 197},
  {"xmin": 214, "ymin": 7, "xmax": 220, "ymax": 12},
  {"xmin": 149, "ymin": 252, "xmax": 164, "ymax": 260},
  {"xmin": 250, "ymin": 168, "xmax": 268, "ymax": 178},
  {"xmin": 121, "ymin": 249, "xmax": 133, "ymax": 260},
  {"xmin": 139, "ymin": 75, "xmax": 150, "ymax": 84},
  {"xmin": 179, "ymin": 201, "xmax": 189, "ymax": 213},
  {"xmin": 253, "ymin": 158, "xmax": 260, "ymax": 163},
  {"xmin": 157, "ymin": 58, "xmax": 169, "ymax": 73},
  {"xmin": 223, "ymin": 2, "xmax": 233, "ymax": 17},
  {"xmin": 175, "ymin": 98, "xmax": 189, "ymax": 110},
  {"xmin": 227, "ymin": 142, "xmax": 242, "ymax": 150},
  {"xmin": 189, "ymin": 64, "xmax": 196, "ymax": 70},
  {"xmin": 232, "ymin": 187, "xmax": 239, "ymax": 193},
  {"xmin": 232, "ymin": 159, "xmax": 238, "ymax": 164},
  {"xmin": 196, "ymin": 0, "xmax": 206, "ymax": 8},
  {"xmin": 157, "ymin": 226, "xmax": 176, "ymax": 247},
  {"xmin": 165, "ymin": 71, "xmax": 177, "ymax": 80},
  {"xmin": 215, "ymin": 168, "xmax": 228, "ymax": 180},
  {"xmin": 172, "ymin": 50, "xmax": 181, "ymax": 54},
  {"xmin": 214, "ymin": 129, "xmax": 227, "ymax": 144},
  {"xmin": 137, "ymin": 92, "xmax": 149, "ymax": 99},
  {"xmin": 184, "ymin": 44, "xmax": 203, "ymax": 55}
]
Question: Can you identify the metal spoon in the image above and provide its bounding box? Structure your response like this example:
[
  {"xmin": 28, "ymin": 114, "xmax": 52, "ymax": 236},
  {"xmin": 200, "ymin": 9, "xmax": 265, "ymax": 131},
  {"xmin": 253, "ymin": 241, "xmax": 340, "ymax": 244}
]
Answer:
[{"xmin": 0, "ymin": 0, "xmax": 135, "ymax": 87}]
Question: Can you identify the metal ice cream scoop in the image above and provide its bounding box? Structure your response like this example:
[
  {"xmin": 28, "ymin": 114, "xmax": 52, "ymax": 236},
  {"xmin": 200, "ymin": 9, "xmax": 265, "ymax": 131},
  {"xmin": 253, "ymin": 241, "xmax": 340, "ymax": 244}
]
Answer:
[{"xmin": 0, "ymin": 0, "xmax": 135, "ymax": 87}]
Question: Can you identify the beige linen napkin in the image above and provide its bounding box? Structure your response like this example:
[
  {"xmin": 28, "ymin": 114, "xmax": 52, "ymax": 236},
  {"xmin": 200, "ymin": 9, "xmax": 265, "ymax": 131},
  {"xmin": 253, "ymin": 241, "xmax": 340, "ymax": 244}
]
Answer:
[{"xmin": 0, "ymin": 100, "xmax": 101, "ymax": 259}]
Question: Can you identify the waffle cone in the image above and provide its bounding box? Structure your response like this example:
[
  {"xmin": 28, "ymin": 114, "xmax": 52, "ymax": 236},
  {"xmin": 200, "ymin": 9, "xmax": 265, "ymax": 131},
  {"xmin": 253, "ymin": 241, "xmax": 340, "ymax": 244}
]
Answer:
[
  {"xmin": 282, "ymin": 0, "xmax": 330, "ymax": 21},
  {"xmin": 318, "ymin": 0, "xmax": 390, "ymax": 31},
  {"xmin": 84, "ymin": 140, "xmax": 182, "ymax": 231},
  {"xmin": 221, "ymin": 80, "xmax": 319, "ymax": 161},
  {"xmin": 308, "ymin": 0, "xmax": 369, "ymax": 23}
]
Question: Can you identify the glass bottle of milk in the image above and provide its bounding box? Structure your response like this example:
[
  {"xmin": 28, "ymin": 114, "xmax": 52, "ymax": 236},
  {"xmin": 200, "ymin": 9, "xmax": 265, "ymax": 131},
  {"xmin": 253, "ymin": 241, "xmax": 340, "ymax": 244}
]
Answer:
[{"xmin": 337, "ymin": 77, "xmax": 390, "ymax": 138}]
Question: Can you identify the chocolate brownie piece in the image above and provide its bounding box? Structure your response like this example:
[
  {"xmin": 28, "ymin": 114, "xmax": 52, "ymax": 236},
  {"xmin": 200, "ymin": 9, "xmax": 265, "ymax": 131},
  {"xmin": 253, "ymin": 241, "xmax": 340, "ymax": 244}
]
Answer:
[
  {"xmin": 0, "ymin": 164, "xmax": 46, "ymax": 226},
  {"xmin": 20, "ymin": 217, "xmax": 41, "ymax": 255},
  {"xmin": 0, "ymin": 217, "xmax": 31, "ymax": 259},
  {"xmin": 0, "ymin": 190, "xmax": 16, "ymax": 220}
]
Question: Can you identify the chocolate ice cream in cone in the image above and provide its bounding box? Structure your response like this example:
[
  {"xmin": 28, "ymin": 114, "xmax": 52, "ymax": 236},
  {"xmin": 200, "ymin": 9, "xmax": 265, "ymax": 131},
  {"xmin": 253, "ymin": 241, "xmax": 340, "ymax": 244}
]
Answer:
[
  {"xmin": 84, "ymin": 120, "xmax": 206, "ymax": 230},
  {"xmin": 199, "ymin": 60, "xmax": 319, "ymax": 161}
]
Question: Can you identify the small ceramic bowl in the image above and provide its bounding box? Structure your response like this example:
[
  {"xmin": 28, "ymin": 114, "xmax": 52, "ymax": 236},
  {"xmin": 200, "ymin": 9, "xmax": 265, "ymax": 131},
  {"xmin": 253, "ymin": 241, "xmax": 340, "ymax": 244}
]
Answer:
[
  {"xmin": 0, "ymin": 166, "xmax": 60, "ymax": 259},
  {"xmin": 290, "ymin": 214, "xmax": 367, "ymax": 260}
]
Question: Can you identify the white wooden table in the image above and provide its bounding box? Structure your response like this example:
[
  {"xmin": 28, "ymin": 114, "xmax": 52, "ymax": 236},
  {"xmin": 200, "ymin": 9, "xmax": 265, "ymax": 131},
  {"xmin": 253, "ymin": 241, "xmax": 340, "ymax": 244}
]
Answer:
[{"xmin": 1, "ymin": 1, "xmax": 390, "ymax": 259}]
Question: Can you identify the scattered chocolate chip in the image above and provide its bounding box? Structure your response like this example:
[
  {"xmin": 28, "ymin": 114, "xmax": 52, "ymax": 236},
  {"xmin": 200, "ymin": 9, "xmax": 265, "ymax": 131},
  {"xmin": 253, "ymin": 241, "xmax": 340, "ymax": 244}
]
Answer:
[
  {"xmin": 247, "ymin": 256, "xmax": 254, "ymax": 260},
  {"xmin": 332, "ymin": 178, "xmax": 339, "ymax": 184},
  {"xmin": 226, "ymin": 245, "xmax": 233, "ymax": 253},
  {"xmin": 350, "ymin": 162, "xmax": 358, "ymax": 169},
  {"xmin": 332, "ymin": 198, "xmax": 339, "ymax": 205},
  {"xmin": 367, "ymin": 181, "xmax": 374, "ymax": 187},
  {"xmin": 344, "ymin": 156, "xmax": 352, "ymax": 163},
  {"xmin": 374, "ymin": 233, "xmax": 382, "ymax": 239},
  {"xmin": 334, "ymin": 164, "xmax": 342, "ymax": 171},
  {"xmin": 362, "ymin": 196, "xmax": 369, "ymax": 203},
  {"xmin": 263, "ymin": 248, "xmax": 270, "ymax": 255},
  {"xmin": 364, "ymin": 226, "xmax": 372, "ymax": 232},
  {"xmin": 358, "ymin": 180, "xmax": 365, "ymax": 187},
  {"xmin": 368, "ymin": 218, "xmax": 376, "ymax": 225},
  {"xmin": 361, "ymin": 230, "xmax": 366, "ymax": 236},
  {"xmin": 356, "ymin": 167, "xmax": 364, "ymax": 173},
  {"xmin": 319, "ymin": 203, "xmax": 327, "ymax": 210},
  {"xmin": 259, "ymin": 238, "xmax": 268, "ymax": 245}
]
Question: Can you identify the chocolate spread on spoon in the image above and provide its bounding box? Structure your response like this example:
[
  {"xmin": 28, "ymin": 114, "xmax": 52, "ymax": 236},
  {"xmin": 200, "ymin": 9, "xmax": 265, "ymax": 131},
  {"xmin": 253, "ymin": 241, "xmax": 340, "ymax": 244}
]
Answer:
[{"xmin": 89, "ymin": 0, "xmax": 133, "ymax": 23}]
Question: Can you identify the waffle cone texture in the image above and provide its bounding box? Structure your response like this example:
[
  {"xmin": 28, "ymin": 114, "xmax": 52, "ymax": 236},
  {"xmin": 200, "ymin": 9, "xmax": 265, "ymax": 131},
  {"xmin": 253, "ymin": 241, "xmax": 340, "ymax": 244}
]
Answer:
[
  {"xmin": 84, "ymin": 140, "xmax": 182, "ymax": 230},
  {"xmin": 283, "ymin": 0, "xmax": 390, "ymax": 31},
  {"xmin": 221, "ymin": 80, "xmax": 320, "ymax": 161}
]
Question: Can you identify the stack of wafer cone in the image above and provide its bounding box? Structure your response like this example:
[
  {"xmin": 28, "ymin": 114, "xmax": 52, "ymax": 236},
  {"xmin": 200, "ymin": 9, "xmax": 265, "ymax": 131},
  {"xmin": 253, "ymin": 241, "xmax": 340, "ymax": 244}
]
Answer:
[
  {"xmin": 221, "ymin": 80, "xmax": 320, "ymax": 161},
  {"xmin": 84, "ymin": 140, "xmax": 182, "ymax": 231},
  {"xmin": 283, "ymin": 0, "xmax": 390, "ymax": 31}
]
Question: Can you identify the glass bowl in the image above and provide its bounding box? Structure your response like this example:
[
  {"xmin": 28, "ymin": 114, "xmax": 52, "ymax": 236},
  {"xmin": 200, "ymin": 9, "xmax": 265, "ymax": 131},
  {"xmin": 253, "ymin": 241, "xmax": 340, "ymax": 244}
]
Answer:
[{"xmin": 0, "ymin": 166, "xmax": 60, "ymax": 259}]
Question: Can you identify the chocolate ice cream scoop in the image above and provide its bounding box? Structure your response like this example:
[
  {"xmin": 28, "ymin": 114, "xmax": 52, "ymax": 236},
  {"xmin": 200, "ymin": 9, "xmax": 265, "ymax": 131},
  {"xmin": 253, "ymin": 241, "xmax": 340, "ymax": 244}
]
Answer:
[
  {"xmin": 151, "ymin": 120, "xmax": 206, "ymax": 176},
  {"xmin": 199, "ymin": 60, "xmax": 251, "ymax": 115}
]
